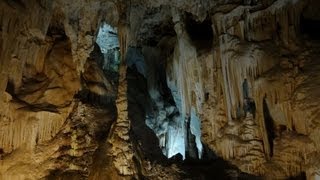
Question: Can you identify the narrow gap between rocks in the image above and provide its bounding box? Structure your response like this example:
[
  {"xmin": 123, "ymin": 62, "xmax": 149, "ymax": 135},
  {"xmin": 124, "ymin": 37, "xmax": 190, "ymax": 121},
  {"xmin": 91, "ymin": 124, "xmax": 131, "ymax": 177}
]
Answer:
[{"xmin": 262, "ymin": 97, "xmax": 275, "ymax": 158}]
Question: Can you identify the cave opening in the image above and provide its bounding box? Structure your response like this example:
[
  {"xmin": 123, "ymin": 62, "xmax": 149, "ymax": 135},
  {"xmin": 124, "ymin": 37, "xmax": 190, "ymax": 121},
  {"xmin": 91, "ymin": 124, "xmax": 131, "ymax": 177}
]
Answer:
[
  {"xmin": 127, "ymin": 64, "xmax": 169, "ymax": 163},
  {"xmin": 144, "ymin": 70, "xmax": 203, "ymax": 160},
  {"xmin": 124, "ymin": 45, "xmax": 204, "ymax": 161},
  {"xmin": 300, "ymin": 15, "xmax": 320, "ymax": 40},
  {"xmin": 76, "ymin": 22, "xmax": 120, "ymax": 106},
  {"xmin": 138, "ymin": 21, "xmax": 204, "ymax": 160},
  {"xmin": 300, "ymin": 0, "xmax": 320, "ymax": 40},
  {"xmin": 185, "ymin": 13, "xmax": 213, "ymax": 52},
  {"xmin": 46, "ymin": 10, "xmax": 68, "ymax": 41},
  {"xmin": 96, "ymin": 22, "xmax": 120, "ymax": 80}
]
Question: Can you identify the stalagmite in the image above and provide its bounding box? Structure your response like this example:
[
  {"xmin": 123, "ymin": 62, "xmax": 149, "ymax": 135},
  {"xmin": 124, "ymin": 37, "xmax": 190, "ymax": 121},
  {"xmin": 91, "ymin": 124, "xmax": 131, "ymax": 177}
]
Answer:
[{"xmin": 107, "ymin": 23, "xmax": 136, "ymax": 176}]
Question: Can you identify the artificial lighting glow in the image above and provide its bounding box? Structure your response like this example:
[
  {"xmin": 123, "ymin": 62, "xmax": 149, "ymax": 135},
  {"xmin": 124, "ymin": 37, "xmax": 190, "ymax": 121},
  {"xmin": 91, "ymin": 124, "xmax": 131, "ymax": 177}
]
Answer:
[
  {"xmin": 190, "ymin": 108, "xmax": 203, "ymax": 158},
  {"xmin": 96, "ymin": 23, "xmax": 119, "ymax": 53}
]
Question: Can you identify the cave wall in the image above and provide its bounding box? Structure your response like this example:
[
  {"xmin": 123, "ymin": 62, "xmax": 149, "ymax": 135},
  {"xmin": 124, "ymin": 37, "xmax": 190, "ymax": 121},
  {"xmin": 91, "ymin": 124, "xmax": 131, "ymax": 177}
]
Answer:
[
  {"xmin": 166, "ymin": 0, "xmax": 320, "ymax": 179},
  {"xmin": 0, "ymin": 0, "xmax": 121, "ymax": 179},
  {"xmin": 133, "ymin": 0, "xmax": 320, "ymax": 178},
  {"xmin": 0, "ymin": 0, "xmax": 320, "ymax": 179}
]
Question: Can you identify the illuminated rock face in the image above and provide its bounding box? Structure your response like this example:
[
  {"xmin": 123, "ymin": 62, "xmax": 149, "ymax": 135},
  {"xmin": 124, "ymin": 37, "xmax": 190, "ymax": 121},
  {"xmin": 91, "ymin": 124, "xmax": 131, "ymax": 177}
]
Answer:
[{"xmin": 1, "ymin": 0, "xmax": 320, "ymax": 179}]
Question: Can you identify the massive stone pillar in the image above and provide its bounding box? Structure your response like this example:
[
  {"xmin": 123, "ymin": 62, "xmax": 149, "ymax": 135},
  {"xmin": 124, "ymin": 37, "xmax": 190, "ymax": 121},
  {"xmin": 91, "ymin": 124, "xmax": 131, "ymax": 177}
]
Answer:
[{"xmin": 107, "ymin": 23, "xmax": 136, "ymax": 176}]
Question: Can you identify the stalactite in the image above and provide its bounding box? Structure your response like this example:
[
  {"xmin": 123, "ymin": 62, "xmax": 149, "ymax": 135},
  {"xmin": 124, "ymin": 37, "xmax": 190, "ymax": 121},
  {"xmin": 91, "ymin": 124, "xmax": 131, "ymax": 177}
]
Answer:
[
  {"xmin": 0, "ymin": 0, "xmax": 320, "ymax": 179},
  {"xmin": 0, "ymin": 106, "xmax": 73, "ymax": 153},
  {"xmin": 164, "ymin": 11, "xmax": 205, "ymax": 159},
  {"xmin": 205, "ymin": 0, "xmax": 313, "ymax": 175}
]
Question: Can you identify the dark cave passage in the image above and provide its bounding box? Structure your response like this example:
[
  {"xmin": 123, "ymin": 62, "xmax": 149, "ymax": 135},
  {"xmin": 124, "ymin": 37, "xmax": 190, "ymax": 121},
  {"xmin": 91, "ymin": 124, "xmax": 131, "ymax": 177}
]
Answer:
[
  {"xmin": 126, "ymin": 64, "xmax": 263, "ymax": 179},
  {"xmin": 241, "ymin": 79, "xmax": 256, "ymax": 118},
  {"xmin": 77, "ymin": 22, "xmax": 120, "ymax": 106},
  {"xmin": 300, "ymin": 0, "xmax": 320, "ymax": 40},
  {"xmin": 5, "ymin": 80, "xmax": 15, "ymax": 96},
  {"xmin": 262, "ymin": 98, "xmax": 275, "ymax": 158},
  {"xmin": 185, "ymin": 14, "xmax": 213, "ymax": 52},
  {"xmin": 127, "ymin": 66, "xmax": 168, "ymax": 163},
  {"xmin": 300, "ymin": 16, "xmax": 320, "ymax": 40}
]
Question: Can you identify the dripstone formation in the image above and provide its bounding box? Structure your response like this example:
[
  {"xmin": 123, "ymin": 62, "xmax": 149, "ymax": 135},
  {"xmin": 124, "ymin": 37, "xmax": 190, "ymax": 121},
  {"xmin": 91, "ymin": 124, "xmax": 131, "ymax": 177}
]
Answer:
[{"xmin": 0, "ymin": 0, "xmax": 320, "ymax": 179}]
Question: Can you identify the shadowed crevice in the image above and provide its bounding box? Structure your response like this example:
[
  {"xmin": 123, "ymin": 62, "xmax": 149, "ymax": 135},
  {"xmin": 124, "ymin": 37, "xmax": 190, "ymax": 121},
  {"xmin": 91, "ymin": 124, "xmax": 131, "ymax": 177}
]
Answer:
[{"xmin": 262, "ymin": 97, "xmax": 275, "ymax": 157}]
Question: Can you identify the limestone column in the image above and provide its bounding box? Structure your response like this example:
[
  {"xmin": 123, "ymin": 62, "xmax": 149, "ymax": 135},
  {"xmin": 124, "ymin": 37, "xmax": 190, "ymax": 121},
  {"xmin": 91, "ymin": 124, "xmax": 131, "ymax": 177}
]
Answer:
[{"xmin": 108, "ymin": 23, "xmax": 136, "ymax": 176}]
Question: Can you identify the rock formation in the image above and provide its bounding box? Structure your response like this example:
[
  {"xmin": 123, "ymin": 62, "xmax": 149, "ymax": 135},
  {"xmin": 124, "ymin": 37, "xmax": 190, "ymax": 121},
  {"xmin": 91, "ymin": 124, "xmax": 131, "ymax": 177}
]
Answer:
[{"xmin": 0, "ymin": 0, "xmax": 320, "ymax": 179}]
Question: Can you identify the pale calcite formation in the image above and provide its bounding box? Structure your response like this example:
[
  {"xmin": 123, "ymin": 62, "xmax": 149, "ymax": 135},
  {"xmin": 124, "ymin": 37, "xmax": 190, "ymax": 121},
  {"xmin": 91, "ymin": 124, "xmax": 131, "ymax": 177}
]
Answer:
[
  {"xmin": 1, "ymin": 0, "xmax": 320, "ymax": 179},
  {"xmin": 166, "ymin": 0, "xmax": 320, "ymax": 178}
]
